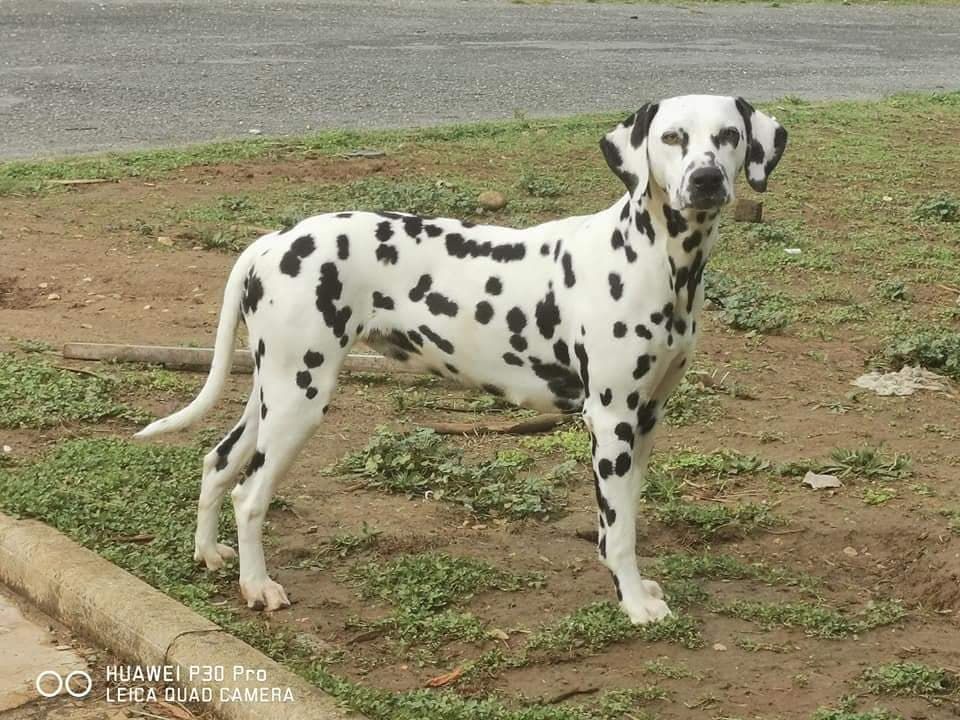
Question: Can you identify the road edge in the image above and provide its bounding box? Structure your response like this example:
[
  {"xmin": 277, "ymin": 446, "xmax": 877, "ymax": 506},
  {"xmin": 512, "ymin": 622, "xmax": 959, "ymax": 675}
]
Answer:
[{"xmin": 0, "ymin": 512, "xmax": 361, "ymax": 720}]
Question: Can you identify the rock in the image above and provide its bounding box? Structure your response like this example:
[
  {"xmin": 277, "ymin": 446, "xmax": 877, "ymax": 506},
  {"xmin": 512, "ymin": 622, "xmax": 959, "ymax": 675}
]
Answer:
[
  {"xmin": 712, "ymin": 643, "xmax": 728, "ymax": 651},
  {"xmin": 46, "ymin": 293, "xmax": 61, "ymax": 301},
  {"xmin": 156, "ymin": 236, "xmax": 174, "ymax": 247},
  {"xmin": 733, "ymin": 199, "xmax": 763, "ymax": 223},
  {"xmin": 843, "ymin": 546, "xmax": 859, "ymax": 558},
  {"xmin": 478, "ymin": 190, "xmax": 507, "ymax": 211},
  {"xmin": 802, "ymin": 471, "xmax": 842, "ymax": 490}
]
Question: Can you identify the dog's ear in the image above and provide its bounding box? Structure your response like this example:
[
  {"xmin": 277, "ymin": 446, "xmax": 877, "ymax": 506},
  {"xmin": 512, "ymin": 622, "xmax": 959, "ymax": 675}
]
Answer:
[
  {"xmin": 600, "ymin": 102, "xmax": 659, "ymax": 194},
  {"xmin": 735, "ymin": 97, "xmax": 787, "ymax": 193}
]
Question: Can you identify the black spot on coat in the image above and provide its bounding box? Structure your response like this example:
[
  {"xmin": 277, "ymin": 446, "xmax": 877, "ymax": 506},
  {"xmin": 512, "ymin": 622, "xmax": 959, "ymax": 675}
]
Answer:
[
  {"xmin": 242, "ymin": 270, "xmax": 264, "ymax": 315},
  {"xmin": 475, "ymin": 301, "xmax": 494, "ymax": 324},
  {"xmin": 372, "ymin": 291, "xmax": 394, "ymax": 310},
  {"xmin": 246, "ymin": 450, "xmax": 266, "ymax": 476},
  {"xmin": 279, "ymin": 234, "xmax": 316, "ymax": 277},
  {"xmin": 337, "ymin": 234, "xmax": 350, "ymax": 260},
  {"xmin": 506, "ymin": 307, "xmax": 527, "ymax": 334},
  {"xmin": 562, "ymin": 253, "xmax": 576, "ymax": 288},
  {"xmin": 409, "ymin": 274, "xmax": 433, "ymax": 302},
  {"xmin": 375, "ymin": 221, "xmax": 394, "ymax": 243},
  {"xmin": 608, "ymin": 273, "xmax": 624, "ymax": 301},
  {"xmin": 375, "ymin": 245, "xmax": 398, "ymax": 264},
  {"xmin": 419, "ymin": 325, "xmax": 454, "ymax": 354},
  {"xmin": 303, "ymin": 351, "xmax": 324, "ymax": 368},
  {"xmin": 503, "ymin": 352, "xmax": 524, "ymax": 367},
  {"xmin": 535, "ymin": 290, "xmax": 561, "ymax": 339},
  {"xmin": 664, "ymin": 204, "xmax": 688, "ymax": 236},
  {"xmin": 426, "ymin": 292, "xmax": 458, "ymax": 317},
  {"xmin": 633, "ymin": 353, "xmax": 655, "ymax": 380},
  {"xmin": 553, "ymin": 339, "xmax": 570, "ymax": 366},
  {"xmin": 403, "ymin": 216, "xmax": 423, "ymax": 237},
  {"xmin": 215, "ymin": 422, "xmax": 246, "ymax": 471}
]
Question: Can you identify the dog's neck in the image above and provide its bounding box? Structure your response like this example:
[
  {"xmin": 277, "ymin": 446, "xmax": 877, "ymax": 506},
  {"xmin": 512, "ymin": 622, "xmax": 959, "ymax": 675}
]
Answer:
[{"xmin": 618, "ymin": 182, "xmax": 720, "ymax": 319}]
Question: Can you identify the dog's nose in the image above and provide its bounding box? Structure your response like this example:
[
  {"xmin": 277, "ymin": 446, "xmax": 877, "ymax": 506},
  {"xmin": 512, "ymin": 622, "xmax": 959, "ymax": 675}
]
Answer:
[{"xmin": 688, "ymin": 167, "xmax": 724, "ymax": 194}]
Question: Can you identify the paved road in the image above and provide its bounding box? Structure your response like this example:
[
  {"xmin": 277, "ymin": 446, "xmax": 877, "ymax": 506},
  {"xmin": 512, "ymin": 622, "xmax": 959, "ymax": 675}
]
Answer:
[{"xmin": 0, "ymin": 0, "xmax": 958, "ymax": 159}]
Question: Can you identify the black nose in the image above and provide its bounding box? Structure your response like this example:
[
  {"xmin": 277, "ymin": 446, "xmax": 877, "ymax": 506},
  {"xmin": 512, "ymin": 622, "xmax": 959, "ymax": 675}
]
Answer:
[{"xmin": 689, "ymin": 167, "xmax": 724, "ymax": 194}]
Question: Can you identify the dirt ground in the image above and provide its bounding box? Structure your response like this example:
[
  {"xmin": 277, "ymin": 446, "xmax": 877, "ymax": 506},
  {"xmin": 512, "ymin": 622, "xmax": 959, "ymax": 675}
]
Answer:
[{"xmin": 2, "ymin": 158, "xmax": 960, "ymax": 720}]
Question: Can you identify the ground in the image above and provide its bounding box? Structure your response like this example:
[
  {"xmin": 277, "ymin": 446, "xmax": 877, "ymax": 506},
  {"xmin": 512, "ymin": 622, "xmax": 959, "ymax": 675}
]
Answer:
[{"xmin": 1, "ymin": 93, "xmax": 959, "ymax": 720}]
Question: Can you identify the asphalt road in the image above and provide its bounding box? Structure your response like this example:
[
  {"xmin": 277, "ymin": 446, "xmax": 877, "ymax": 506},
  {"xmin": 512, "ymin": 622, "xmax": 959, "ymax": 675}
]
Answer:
[{"xmin": 1, "ymin": 0, "xmax": 958, "ymax": 159}]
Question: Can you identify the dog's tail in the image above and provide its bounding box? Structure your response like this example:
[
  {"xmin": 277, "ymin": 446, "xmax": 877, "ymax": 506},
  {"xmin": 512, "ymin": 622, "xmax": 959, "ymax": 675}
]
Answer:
[{"xmin": 134, "ymin": 245, "xmax": 256, "ymax": 439}]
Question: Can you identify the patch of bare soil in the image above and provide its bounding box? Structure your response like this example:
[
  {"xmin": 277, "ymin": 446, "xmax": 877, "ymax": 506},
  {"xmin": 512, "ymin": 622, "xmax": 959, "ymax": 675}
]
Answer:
[{"xmin": 3, "ymin": 167, "xmax": 960, "ymax": 720}]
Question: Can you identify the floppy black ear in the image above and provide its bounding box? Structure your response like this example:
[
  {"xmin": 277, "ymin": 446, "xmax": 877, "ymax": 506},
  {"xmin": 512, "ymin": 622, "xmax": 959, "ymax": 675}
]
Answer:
[
  {"xmin": 600, "ymin": 102, "xmax": 659, "ymax": 194},
  {"xmin": 735, "ymin": 97, "xmax": 787, "ymax": 193}
]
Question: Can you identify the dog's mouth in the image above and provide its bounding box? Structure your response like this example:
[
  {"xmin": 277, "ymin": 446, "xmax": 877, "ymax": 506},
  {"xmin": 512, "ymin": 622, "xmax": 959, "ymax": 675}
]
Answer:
[
  {"xmin": 683, "ymin": 189, "xmax": 730, "ymax": 211},
  {"xmin": 686, "ymin": 193, "xmax": 728, "ymax": 210}
]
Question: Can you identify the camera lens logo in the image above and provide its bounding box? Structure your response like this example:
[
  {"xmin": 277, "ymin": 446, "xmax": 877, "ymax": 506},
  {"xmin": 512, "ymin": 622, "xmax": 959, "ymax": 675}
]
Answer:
[{"xmin": 35, "ymin": 670, "xmax": 93, "ymax": 699}]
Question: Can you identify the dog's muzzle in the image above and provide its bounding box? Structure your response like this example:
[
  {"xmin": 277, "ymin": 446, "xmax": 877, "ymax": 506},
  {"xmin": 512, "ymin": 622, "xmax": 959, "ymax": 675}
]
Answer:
[{"xmin": 685, "ymin": 167, "xmax": 728, "ymax": 210}]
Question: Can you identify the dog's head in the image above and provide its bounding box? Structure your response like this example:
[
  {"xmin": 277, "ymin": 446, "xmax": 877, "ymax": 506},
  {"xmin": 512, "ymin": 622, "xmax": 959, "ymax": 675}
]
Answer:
[{"xmin": 600, "ymin": 95, "xmax": 787, "ymax": 211}]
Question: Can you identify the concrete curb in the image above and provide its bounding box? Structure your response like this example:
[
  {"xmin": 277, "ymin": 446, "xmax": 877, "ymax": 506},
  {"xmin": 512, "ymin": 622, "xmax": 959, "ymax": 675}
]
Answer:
[{"xmin": 0, "ymin": 512, "xmax": 362, "ymax": 720}]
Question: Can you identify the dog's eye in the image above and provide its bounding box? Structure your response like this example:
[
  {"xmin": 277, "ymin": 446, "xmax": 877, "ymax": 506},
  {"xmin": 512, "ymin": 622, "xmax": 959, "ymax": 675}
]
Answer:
[
  {"xmin": 717, "ymin": 127, "xmax": 741, "ymax": 146},
  {"xmin": 661, "ymin": 131, "xmax": 682, "ymax": 146},
  {"xmin": 660, "ymin": 130, "xmax": 683, "ymax": 145}
]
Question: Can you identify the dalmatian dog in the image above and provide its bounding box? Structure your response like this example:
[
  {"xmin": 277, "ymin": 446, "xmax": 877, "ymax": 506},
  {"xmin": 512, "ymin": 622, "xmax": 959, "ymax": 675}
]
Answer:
[{"xmin": 136, "ymin": 95, "xmax": 786, "ymax": 624}]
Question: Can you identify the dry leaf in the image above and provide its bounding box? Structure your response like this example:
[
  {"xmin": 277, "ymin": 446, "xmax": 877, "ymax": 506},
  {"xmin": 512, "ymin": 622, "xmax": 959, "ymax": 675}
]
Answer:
[{"xmin": 426, "ymin": 667, "xmax": 463, "ymax": 688}]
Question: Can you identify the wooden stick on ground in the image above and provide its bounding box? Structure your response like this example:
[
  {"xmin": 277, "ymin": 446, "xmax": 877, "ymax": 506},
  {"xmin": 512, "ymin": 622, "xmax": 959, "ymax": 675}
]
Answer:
[
  {"xmin": 420, "ymin": 413, "xmax": 571, "ymax": 436},
  {"xmin": 62, "ymin": 342, "xmax": 420, "ymax": 375},
  {"xmin": 49, "ymin": 178, "xmax": 117, "ymax": 186}
]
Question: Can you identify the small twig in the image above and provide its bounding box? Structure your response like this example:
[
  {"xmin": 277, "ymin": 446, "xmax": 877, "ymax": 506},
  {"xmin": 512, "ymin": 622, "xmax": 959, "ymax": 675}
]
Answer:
[
  {"xmin": 542, "ymin": 687, "xmax": 599, "ymax": 705},
  {"xmin": 110, "ymin": 533, "xmax": 155, "ymax": 544},
  {"xmin": 347, "ymin": 627, "xmax": 387, "ymax": 644},
  {"xmin": 128, "ymin": 710, "xmax": 174, "ymax": 720},
  {"xmin": 760, "ymin": 527, "xmax": 805, "ymax": 535},
  {"xmin": 53, "ymin": 365, "xmax": 108, "ymax": 381}
]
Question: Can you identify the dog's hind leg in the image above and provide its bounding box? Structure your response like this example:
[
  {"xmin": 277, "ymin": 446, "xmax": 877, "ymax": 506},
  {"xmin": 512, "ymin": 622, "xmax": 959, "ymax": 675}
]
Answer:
[
  {"xmin": 194, "ymin": 381, "xmax": 261, "ymax": 570},
  {"xmin": 230, "ymin": 360, "xmax": 337, "ymax": 611},
  {"xmin": 586, "ymin": 405, "xmax": 671, "ymax": 625}
]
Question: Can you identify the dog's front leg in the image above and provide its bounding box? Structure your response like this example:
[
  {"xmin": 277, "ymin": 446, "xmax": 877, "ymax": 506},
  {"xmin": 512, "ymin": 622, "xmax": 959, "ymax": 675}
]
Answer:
[{"xmin": 585, "ymin": 405, "xmax": 671, "ymax": 625}]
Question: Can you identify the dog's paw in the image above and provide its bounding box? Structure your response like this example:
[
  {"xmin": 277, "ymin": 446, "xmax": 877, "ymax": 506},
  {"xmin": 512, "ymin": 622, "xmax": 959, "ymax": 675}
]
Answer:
[
  {"xmin": 194, "ymin": 542, "xmax": 237, "ymax": 571},
  {"xmin": 240, "ymin": 577, "xmax": 291, "ymax": 612},
  {"xmin": 641, "ymin": 579, "xmax": 665, "ymax": 600},
  {"xmin": 621, "ymin": 592, "xmax": 672, "ymax": 625}
]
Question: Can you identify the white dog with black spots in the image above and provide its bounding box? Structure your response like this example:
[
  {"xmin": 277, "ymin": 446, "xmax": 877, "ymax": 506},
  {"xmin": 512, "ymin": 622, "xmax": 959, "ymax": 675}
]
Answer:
[{"xmin": 137, "ymin": 94, "xmax": 787, "ymax": 624}]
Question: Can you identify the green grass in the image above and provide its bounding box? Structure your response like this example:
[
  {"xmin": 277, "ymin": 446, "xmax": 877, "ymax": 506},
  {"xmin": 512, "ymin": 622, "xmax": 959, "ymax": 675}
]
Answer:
[
  {"xmin": 0, "ymin": 438, "xmax": 224, "ymax": 608},
  {"xmin": 527, "ymin": 601, "xmax": 704, "ymax": 653},
  {"xmin": 350, "ymin": 552, "xmax": 536, "ymax": 615},
  {"xmin": 348, "ymin": 552, "xmax": 540, "ymax": 649},
  {"xmin": 641, "ymin": 450, "xmax": 781, "ymax": 538},
  {"xmin": 879, "ymin": 329, "xmax": 960, "ymax": 380},
  {"xmin": 707, "ymin": 275, "xmax": 795, "ymax": 334},
  {"xmin": 663, "ymin": 374, "xmax": 723, "ymax": 426},
  {"xmin": 336, "ymin": 427, "xmax": 574, "ymax": 519},
  {"xmin": 522, "ymin": 425, "xmax": 592, "ymax": 463},
  {"xmin": 812, "ymin": 707, "xmax": 903, "ymax": 720},
  {"xmin": 0, "ymin": 354, "xmax": 146, "ymax": 428},
  {"xmin": 783, "ymin": 445, "xmax": 912, "ymax": 482},
  {"xmin": 716, "ymin": 599, "xmax": 906, "ymax": 639},
  {"xmin": 654, "ymin": 552, "xmax": 819, "ymax": 593},
  {"xmin": 861, "ymin": 662, "xmax": 958, "ymax": 697},
  {"xmin": 913, "ymin": 194, "xmax": 960, "ymax": 223},
  {"xmin": 325, "ymin": 523, "xmax": 382, "ymax": 559}
]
